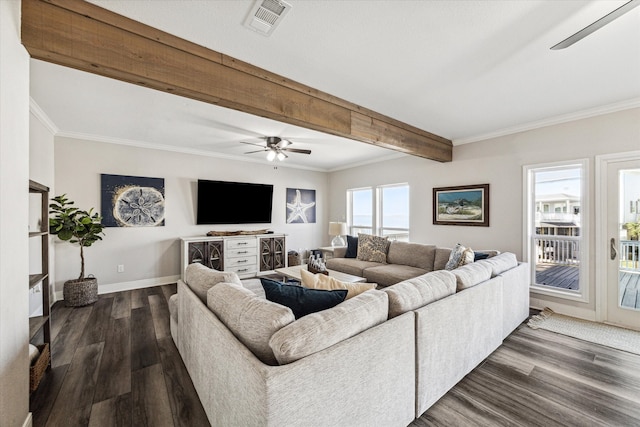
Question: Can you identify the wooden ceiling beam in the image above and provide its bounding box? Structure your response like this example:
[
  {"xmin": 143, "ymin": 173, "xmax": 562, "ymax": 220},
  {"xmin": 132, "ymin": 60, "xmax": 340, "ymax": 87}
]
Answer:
[{"xmin": 21, "ymin": 0, "xmax": 452, "ymax": 162}]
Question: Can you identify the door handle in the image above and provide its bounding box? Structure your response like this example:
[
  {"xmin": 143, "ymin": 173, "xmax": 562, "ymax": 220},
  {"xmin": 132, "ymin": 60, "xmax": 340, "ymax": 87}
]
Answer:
[{"xmin": 610, "ymin": 238, "xmax": 618, "ymax": 260}]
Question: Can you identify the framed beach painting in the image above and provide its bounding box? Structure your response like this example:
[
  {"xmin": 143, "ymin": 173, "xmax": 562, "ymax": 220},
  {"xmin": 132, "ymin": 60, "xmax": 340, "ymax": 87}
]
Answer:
[{"xmin": 433, "ymin": 184, "xmax": 489, "ymax": 226}]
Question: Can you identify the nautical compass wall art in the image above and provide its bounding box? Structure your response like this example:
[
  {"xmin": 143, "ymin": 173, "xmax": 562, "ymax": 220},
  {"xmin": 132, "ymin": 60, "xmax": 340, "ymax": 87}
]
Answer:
[
  {"xmin": 101, "ymin": 174, "xmax": 165, "ymax": 227},
  {"xmin": 286, "ymin": 188, "xmax": 316, "ymax": 224}
]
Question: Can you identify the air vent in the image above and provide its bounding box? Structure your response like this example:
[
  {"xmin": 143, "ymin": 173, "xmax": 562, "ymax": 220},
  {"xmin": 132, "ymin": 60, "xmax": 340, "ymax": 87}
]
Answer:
[{"xmin": 244, "ymin": 0, "xmax": 292, "ymax": 36}]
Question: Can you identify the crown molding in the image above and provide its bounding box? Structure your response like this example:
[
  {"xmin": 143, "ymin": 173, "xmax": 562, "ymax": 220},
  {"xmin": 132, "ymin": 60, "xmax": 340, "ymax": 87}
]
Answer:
[
  {"xmin": 454, "ymin": 97, "xmax": 640, "ymax": 145},
  {"xmin": 29, "ymin": 97, "xmax": 59, "ymax": 134}
]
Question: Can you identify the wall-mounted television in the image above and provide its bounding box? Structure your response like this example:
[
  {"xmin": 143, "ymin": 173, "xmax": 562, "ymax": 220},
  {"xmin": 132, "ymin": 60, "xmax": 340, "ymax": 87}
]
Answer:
[{"xmin": 197, "ymin": 179, "xmax": 274, "ymax": 224}]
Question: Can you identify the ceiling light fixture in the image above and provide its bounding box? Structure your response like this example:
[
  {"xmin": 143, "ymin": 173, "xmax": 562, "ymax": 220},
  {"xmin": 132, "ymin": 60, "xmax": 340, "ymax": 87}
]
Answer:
[
  {"xmin": 276, "ymin": 151, "xmax": 286, "ymax": 161},
  {"xmin": 266, "ymin": 149, "xmax": 277, "ymax": 161}
]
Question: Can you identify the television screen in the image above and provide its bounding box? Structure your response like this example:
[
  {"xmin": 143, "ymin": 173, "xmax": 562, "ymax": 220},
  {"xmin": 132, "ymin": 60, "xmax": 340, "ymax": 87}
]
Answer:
[{"xmin": 197, "ymin": 180, "xmax": 273, "ymax": 224}]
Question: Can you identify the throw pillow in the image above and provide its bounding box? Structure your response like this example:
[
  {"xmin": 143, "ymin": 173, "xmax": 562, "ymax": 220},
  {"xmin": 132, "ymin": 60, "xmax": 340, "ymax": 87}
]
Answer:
[
  {"xmin": 474, "ymin": 251, "xmax": 490, "ymax": 261},
  {"xmin": 261, "ymin": 278, "xmax": 347, "ymax": 319},
  {"xmin": 184, "ymin": 262, "xmax": 242, "ymax": 302},
  {"xmin": 445, "ymin": 243, "xmax": 474, "ymax": 270},
  {"xmin": 300, "ymin": 269, "xmax": 376, "ymax": 299},
  {"xmin": 345, "ymin": 235, "xmax": 358, "ymax": 258},
  {"xmin": 356, "ymin": 233, "xmax": 390, "ymax": 263}
]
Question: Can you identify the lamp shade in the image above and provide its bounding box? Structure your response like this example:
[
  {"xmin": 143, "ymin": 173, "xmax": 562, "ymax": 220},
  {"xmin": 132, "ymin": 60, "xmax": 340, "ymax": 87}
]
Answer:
[{"xmin": 328, "ymin": 222, "xmax": 348, "ymax": 236}]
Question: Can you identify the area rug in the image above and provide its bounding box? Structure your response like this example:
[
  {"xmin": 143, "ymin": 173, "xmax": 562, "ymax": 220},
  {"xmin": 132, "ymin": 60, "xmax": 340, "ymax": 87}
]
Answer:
[{"xmin": 528, "ymin": 308, "xmax": 640, "ymax": 355}]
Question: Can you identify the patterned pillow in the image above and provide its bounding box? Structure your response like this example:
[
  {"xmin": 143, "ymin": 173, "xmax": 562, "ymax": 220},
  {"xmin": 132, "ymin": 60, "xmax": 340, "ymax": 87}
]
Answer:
[
  {"xmin": 445, "ymin": 243, "xmax": 474, "ymax": 270},
  {"xmin": 356, "ymin": 234, "xmax": 390, "ymax": 263}
]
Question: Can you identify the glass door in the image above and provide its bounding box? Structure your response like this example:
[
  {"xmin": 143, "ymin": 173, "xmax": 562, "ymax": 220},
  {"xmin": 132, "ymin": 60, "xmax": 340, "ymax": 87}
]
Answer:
[{"xmin": 606, "ymin": 160, "xmax": 640, "ymax": 330}]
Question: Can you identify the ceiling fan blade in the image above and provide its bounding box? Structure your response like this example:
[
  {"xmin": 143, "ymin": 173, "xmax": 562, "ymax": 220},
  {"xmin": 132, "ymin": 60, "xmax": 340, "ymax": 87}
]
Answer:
[
  {"xmin": 244, "ymin": 149, "xmax": 267, "ymax": 154},
  {"xmin": 283, "ymin": 148, "xmax": 312, "ymax": 155},
  {"xmin": 240, "ymin": 141, "xmax": 267, "ymax": 148},
  {"xmin": 551, "ymin": 0, "xmax": 640, "ymax": 50}
]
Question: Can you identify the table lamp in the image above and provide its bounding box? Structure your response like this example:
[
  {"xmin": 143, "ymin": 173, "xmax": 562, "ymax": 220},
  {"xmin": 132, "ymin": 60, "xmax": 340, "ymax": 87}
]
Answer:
[{"xmin": 328, "ymin": 222, "xmax": 348, "ymax": 247}]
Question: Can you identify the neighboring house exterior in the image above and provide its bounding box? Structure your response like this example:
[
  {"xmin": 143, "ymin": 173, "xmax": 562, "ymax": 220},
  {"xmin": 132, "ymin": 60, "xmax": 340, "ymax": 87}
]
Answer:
[{"xmin": 535, "ymin": 193, "xmax": 581, "ymax": 237}]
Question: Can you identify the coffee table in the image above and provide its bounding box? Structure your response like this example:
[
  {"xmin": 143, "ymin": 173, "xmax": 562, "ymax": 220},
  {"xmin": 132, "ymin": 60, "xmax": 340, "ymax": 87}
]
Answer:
[{"xmin": 275, "ymin": 264, "xmax": 367, "ymax": 283}]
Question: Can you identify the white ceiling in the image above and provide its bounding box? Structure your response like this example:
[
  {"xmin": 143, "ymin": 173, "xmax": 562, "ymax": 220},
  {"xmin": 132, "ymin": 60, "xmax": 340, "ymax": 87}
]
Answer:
[{"xmin": 29, "ymin": 0, "xmax": 640, "ymax": 171}]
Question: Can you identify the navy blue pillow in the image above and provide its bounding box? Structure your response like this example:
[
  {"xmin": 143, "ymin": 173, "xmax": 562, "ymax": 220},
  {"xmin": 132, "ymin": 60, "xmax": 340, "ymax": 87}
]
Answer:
[
  {"xmin": 260, "ymin": 278, "xmax": 347, "ymax": 319},
  {"xmin": 345, "ymin": 235, "xmax": 358, "ymax": 258},
  {"xmin": 474, "ymin": 252, "xmax": 490, "ymax": 261}
]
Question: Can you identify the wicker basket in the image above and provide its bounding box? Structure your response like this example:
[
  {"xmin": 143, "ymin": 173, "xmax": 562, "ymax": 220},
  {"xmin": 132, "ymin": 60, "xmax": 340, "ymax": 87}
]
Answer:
[
  {"xmin": 30, "ymin": 343, "xmax": 50, "ymax": 392},
  {"xmin": 288, "ymin": 252, "xmax": 301, "ymax": 266},
  {"xmin": 63, "ymin": 277, "xmax": 98, "ymax": 306}
]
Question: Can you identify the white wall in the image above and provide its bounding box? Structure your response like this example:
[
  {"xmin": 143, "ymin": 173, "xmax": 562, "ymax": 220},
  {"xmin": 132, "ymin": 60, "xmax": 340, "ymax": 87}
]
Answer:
[
  {"xmin": 29, "ymin": 110, "xmax": 56, "ymax": 311},
  {"xmin": 328, "ymin": 108, "xmax": 640, "ymax": 319},
  {"xmin": 53, "ymin": 137, "xmax": 328, "ymax": 294},
  {"xmin": 0, "ymin": 0, "xmax": 31, "ymax": 425}
]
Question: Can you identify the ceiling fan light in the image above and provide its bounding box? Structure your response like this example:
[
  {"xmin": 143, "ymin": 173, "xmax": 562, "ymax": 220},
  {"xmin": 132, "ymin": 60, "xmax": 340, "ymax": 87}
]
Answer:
[
  {"xmin": 279, "ymin": 138, "xmax": 291, "ymax": 148},
  {"xmin": 266, "ymin": 150, "xmax": 276, "ymax": 161},
  {"xmin": 276, "ymin": 151, "xmax": 286, "ymax": 161}
]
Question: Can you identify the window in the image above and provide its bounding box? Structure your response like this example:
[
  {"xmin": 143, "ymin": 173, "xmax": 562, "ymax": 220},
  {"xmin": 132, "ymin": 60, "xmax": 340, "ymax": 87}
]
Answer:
[
  {"xmin": 348, "ymin": 188, "xmax": 373, "ymax": 235},
  {"xmin": 347, "ymin": 183, "xmax": 409, "ymax": 241},
  {"xmin": 523, "ymin": 160, "xmax": 589, "ymax": 302}
]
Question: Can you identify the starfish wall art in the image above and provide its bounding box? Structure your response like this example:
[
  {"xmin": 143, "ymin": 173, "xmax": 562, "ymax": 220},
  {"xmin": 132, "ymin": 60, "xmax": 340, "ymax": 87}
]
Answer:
[{"xmin": 286, "ymin": 188, "xmax": 316, "ymax": 224}]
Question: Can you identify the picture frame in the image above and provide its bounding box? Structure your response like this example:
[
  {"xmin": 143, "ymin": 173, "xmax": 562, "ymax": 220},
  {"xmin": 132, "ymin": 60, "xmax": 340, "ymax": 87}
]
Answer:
[{"xmin": 433, "ymin": 184, "xmax": 489, "ymax": 226}]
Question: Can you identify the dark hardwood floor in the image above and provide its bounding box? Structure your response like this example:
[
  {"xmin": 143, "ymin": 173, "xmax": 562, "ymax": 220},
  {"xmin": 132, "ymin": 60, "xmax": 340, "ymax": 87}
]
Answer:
[{"xmin": 31, "ymin": 286, "xmax": 640, "ymax": 426}]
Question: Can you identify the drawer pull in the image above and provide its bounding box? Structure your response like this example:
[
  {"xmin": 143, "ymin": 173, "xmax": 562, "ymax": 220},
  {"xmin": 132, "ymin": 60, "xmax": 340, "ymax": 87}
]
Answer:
[
  {"xmin": 238, "ymin": 268, "xmax": 248, "ymax": 272},
  {"xmin": 237, "ymin": 259, "xmax": 248, "ymax": 263},
  {"xmin": 238, "ymin": 251, "xmax": 248, "ymax": 254},
  {"xmin": 238, "ymin": 242, "xmax": 248, "ymax": 245}
]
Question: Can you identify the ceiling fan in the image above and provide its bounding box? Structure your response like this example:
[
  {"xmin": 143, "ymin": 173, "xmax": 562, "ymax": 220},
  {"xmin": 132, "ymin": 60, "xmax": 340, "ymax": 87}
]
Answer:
[
  {"xmin": 242, "ymin": 136, "xmax": 311, "ymax": 161},
  {"xmin": 551, "ymin": 0, "xmax": 639, "ymax": 50}
]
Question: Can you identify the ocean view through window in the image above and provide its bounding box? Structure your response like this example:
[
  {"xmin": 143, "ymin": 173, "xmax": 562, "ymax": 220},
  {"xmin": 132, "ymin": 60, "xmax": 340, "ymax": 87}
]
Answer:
[{"xmin": 348, "ymin": 184, "xmax": 409, "ymax": 240}]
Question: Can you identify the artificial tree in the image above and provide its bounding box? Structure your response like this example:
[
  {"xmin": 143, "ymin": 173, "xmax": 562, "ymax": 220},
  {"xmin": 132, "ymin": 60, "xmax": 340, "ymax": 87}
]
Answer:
[{"xmin": 49, "ymin": 194, "xmax": 105, "ymax": 282}]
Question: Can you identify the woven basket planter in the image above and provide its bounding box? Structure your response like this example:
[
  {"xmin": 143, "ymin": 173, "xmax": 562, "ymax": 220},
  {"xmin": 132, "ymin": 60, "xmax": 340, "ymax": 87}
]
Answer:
[
  {"xmin": 30, "ymin": 343, "xmax": 50, "ymax": 392},
  {"xmin": 63, "ymin": 277, "xmax": 98, "ymax": 307}
]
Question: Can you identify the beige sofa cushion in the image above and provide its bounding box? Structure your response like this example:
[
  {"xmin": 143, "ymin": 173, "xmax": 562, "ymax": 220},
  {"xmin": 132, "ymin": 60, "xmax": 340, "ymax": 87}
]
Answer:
[
  {"xmin": 382, "ymin": 270, "xmax": 457, "ymax": 318},
  {"xmin": 325, "ymin": 257, "xmax": 382, "ymax": 277},
  {"xmin": 184, "ymin": 262, "xmax": 242, "ymax": 302},
  {"xmin": 168, "ymin": 293, "xmax": 178, "ymax": 321},
  {"xmin": 387, "ymin": 241, "xmax": 436, "ymax": 271},
  {"xmin": 433, "ymin": 247, "xmax": 452, "ymax": 271},
  {"xmin": 269, "ymin": 289, "xmax": 389, "ymax": 364},
  {"xmin": 363, "ymin": 264, "xmax": 428, "ymax": 288},
  {"xmin": 300, "ymin": 269, "xmax": 376, "ymax": 299},
  {"xmin": 207, "ymin": 282, "xmax": 295, "ymax": 365},
  {"xmin": 482, "ymin": 252, "xmax": 518, "ymax": 277},
  {"xmin": 452, "ymin": 262, "xmax": 492, "ymax": 290}
]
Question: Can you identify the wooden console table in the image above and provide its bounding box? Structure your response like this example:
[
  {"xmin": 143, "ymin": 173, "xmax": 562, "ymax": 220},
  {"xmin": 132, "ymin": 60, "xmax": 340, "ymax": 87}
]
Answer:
[{"xmin": 180, "ymin": 233, "xmax": 286, "ymax": 279}]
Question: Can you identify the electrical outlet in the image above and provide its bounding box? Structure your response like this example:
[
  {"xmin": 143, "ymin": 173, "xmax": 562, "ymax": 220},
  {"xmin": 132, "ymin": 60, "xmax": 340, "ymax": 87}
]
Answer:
[{"xmin": 117, "ymin": 264, "xmax": 125, "ymax": 273}]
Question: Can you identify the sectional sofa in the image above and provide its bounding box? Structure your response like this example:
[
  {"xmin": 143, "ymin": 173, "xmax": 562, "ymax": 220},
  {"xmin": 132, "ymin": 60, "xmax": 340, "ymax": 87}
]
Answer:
[
  {"xmin": 326, "ymin": 240, "xmax": 499, "ymax": 287},
  {"xmin": 170, "ymin": 251, "xmax": 529, "ymax": 426}
]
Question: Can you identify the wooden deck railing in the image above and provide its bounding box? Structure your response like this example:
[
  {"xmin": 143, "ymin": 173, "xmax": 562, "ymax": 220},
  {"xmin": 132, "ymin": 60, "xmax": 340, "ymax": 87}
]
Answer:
[
  {"xmin": 620, "ymin": 240, "xmax": 640, "ymax": 271},
  {"xmin": 535, "ymin": 237, "xmax": 639, "ymax": 271},
  {"xmin": 534, "ymin": 235, "xmax": 580, "ymax": 265}
]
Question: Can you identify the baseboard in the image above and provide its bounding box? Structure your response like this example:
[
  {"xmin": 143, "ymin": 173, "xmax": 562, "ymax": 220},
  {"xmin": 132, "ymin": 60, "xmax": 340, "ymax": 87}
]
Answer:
[
  {"xmin": 530, "ymin": 297, "xmax": 596, "ymax": 321},
  {"xmin": 54, "ymin": 275, "xmax": 181, "ymax": 300},
  {"xmin": 23, "ymin": 412, "xmax": 33, "ymax": 427}
]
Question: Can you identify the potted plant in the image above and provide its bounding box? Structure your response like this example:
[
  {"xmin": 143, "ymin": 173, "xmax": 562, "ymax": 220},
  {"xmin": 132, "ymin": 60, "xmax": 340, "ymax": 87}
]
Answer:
[{"xmin": 49, "ymin": 194, "xmax": 105, "ymax": 306}]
